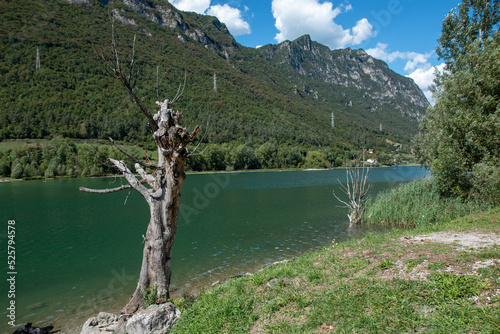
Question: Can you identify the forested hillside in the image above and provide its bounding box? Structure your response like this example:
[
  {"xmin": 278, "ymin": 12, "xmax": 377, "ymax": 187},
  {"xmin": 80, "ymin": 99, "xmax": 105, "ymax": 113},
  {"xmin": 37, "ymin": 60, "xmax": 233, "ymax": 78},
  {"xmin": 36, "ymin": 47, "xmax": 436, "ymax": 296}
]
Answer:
[{"xmin": 0, "ymin": 0, "xmax": 429, "ymax": 177}]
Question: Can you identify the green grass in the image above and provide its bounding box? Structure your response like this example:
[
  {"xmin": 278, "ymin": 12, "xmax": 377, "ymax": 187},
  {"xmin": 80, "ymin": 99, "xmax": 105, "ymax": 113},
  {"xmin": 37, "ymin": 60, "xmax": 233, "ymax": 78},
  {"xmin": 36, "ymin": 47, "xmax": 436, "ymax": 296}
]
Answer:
[
  {"xmin": 171, "ymin": 208, "xmax": 500, "ymax": 333},
  {"xmin": 364, "ymin": 178, "xmax": 483, "ymax": 228},
  {"xmin": 0, "ymin": 139, "xmax": 50, "ymax": 152},
  {"xmin": 427, "ymin": 261, "xmax": 450, "ymax": 271},
  {"xmin": 378, "ymin": 258, "xmax": 395, "ymax": 270}
]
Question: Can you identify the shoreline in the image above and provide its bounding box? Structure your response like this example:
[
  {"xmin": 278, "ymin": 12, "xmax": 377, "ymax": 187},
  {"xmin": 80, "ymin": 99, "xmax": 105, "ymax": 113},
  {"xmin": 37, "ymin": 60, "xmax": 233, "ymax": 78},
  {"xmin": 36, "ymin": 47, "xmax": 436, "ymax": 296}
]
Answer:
[
  {"xmin": 170, "ymin": 208, "xmax": 500, "ymax": 333},
  {"xmin": 27, "ymin": 256, "xmax": 298, "ymax": 334},
  {"xmin": 0, "ymin": 164, "xmax": 420, "ymax": 183}
]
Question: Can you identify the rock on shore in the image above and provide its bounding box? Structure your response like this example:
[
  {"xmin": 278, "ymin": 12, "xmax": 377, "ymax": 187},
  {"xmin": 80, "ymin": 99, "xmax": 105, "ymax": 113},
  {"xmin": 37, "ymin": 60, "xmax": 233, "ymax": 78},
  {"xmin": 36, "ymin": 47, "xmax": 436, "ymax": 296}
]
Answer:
[{"xmin": 80, "ymin": 303, "xmax": 180, "ymax": 334}]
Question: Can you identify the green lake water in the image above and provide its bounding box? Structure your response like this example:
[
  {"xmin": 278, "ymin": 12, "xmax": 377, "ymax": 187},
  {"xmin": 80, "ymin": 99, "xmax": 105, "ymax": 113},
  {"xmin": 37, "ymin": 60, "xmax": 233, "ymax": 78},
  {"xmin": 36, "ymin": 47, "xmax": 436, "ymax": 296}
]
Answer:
[{"xmin": 0, "ymin": 166, "xmax": 429, "ymax": 333}]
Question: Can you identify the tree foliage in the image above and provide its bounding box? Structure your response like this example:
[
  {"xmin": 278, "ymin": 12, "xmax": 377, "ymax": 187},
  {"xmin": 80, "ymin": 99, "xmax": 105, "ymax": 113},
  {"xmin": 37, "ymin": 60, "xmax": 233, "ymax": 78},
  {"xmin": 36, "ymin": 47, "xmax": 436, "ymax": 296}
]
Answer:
[
  {"xmin": 437, "ymin": 0, "xmax": 500, "ymax": 72},
  {"xmin": 417, "ymin": 0, "xmax": 500, "ymax": 201},
  {"xmin": 0, "ymin": 139, "xmax": 142, "ymax": 179}
]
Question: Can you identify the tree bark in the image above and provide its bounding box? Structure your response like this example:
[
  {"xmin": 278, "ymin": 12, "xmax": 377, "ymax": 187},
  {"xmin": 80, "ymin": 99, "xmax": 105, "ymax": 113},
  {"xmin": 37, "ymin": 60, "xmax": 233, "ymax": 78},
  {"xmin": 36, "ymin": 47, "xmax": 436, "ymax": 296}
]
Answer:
[{"xmin": 122, "ymin": 169, "xmax": 185, "ymax": 315}]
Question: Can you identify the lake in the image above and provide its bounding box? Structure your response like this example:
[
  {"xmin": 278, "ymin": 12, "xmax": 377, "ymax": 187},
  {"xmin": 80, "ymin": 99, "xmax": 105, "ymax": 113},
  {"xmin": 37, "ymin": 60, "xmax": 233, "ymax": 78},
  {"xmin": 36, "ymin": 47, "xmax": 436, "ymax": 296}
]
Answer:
[{"xmin": 0, "ymin": 166, "xmax": 429, "ymax": 333}]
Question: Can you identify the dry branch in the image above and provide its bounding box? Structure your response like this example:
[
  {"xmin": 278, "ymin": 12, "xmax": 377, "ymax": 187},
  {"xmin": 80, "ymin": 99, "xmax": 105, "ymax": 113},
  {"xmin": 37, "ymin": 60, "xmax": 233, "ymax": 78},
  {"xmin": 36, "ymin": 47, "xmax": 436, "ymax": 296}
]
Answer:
[{"xmin": 334, "ymin": 165, "xmax": 371, "ymax": 226}]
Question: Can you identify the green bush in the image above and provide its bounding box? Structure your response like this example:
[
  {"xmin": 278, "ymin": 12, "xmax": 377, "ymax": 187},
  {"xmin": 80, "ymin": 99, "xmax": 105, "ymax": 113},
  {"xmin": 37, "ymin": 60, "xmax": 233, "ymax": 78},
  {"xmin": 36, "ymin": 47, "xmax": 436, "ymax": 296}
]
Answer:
[
  {"xmin": 471, "ymin": 162, "xmax": 500, "ymax": 207},
  {"xmin": 0, "ymin": 160, "xmax": 10, "ymax": 177},
  {"xmin": 142, "ymin": 285, "xmax": 159, "ymax": 307},
  {"xmin": 303, "ymin": 151, "xmax": 329, "ymax": 169},
  {"xmin": 10, "ymin": 162, "xmax": 24, "ymax": 179}
]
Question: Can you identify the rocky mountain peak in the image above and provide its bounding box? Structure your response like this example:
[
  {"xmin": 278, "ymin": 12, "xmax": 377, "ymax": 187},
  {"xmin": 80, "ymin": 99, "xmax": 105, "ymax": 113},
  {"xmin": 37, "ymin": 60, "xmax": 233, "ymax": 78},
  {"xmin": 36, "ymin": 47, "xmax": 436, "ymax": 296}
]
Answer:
[
  {"xmin": 260, "ymin": 35, "xmax": 429, "ymax": 120},
  {"xmin": 82, "ymin": 0, "xmax": 238, "ymax": 59}
]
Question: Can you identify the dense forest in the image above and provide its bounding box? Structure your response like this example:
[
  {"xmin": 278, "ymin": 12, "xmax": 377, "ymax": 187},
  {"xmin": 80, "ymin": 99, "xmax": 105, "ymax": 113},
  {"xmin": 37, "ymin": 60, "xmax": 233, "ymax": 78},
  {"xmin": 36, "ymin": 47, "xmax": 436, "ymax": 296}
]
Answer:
[
  {"xmin": 0, "ymin": 0, "xmax": 425, "ymax": 178},
  {"xmin": 0, "ymin": 137, "xmax": 413, "ymax": 179}
]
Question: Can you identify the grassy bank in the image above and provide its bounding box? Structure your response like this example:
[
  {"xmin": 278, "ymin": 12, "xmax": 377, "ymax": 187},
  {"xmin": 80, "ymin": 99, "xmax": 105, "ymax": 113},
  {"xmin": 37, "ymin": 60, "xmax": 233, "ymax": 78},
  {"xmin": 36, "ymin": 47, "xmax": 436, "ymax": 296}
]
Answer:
[
  {"xmin": 363, "ymin": 178, "xmax": 484, "ymax": 228},
  {"xmin": 170, "ymin": 207, "xmax": 500, "ymax": 333}
]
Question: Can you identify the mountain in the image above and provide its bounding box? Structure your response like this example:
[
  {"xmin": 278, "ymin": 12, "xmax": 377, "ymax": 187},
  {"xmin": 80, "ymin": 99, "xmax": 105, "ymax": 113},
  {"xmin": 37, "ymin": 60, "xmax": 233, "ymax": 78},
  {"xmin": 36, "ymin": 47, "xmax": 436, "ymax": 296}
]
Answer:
[
  {"xmin": 0, "ymin": 0, "xmax": 429, "ymax": 161},
  {"xmin": 261, "ymin": 35, "xmax": 429, "ymax": 113},
  {"xmin": 259, "ymin": 35, "xmax": 429, "ymax": 132}
]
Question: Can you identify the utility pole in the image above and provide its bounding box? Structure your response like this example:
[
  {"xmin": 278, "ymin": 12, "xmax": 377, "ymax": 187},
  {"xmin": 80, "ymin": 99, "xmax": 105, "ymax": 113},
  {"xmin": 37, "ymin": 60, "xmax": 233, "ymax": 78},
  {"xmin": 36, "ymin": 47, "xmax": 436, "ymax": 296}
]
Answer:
[
  {"xmin": 36, "ymin": 47, "xmax": 40, "ymax": 71},
  {"xmin": 156, "ymin": 65, "xmax": 159, "ymax": 98},
  {"xmin": 380, "ymin": 123, "xmax": 382, "ymax": 131}
]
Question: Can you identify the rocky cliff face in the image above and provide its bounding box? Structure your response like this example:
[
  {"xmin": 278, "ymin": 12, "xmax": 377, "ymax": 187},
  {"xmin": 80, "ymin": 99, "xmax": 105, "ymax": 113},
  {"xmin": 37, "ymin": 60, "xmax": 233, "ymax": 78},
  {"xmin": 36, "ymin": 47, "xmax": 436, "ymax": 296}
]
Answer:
[
  {"xmin": 261, "ymin": 35, "xmax": 429, "ymax": 120},
  {"xmin": 105, "ymin": 0, "xmax": 239, "ymax": 59}
]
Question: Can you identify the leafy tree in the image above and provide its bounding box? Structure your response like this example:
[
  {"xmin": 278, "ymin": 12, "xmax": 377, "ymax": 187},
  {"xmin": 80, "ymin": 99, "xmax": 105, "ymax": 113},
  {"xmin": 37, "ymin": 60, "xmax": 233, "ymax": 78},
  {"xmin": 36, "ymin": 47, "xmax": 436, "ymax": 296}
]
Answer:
[
  {"xmin": 0, "ymin": 160, "xmax": 9, "ymax": 176},
  {"xmin": 279, "ymin": 146, "xmax": 305, "ymax": 168},
  {"xmin": 303, "ymin": 151, "xmax": 329, "ymax": 169},
  {"xmin": 417, "ymin": 1, "xmax": 500, "ymax": 197},
  {"xmin": 437, "ymin": 0, "xmax": 499, "ymax": 72},
  {"xmin": 255, "ymin": 142, "xmax": 277, "ymax": 169},
  {"xmin": 377, "ymin": 152, "xmax": 392, "ymax": 166},
  {"xmin": 10, "ymin": 161, "xmax": 24, "ymax": 179},
  {"xmin": 231, "ymin": 144, "xmax": 260, "ymax": 170},
  {"xmin": 205, "ymin": 144, "xmax": 229, "ymax": 170}
]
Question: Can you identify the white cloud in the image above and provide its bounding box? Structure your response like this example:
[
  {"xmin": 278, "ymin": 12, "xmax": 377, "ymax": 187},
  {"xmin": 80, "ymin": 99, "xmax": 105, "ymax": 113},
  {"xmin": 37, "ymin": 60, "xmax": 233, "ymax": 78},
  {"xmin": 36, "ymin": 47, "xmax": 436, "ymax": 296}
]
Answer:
[
  {"xmin": 169, "ymin": 1, "xmax": 251, "ymax": 36},
  {"xmin": 350, "ymin": 18, "xmax": 374, "ymax": 45},
  {"xmin": 407, "ymin": 63, "xmax": 446, "ymax": 104},
  {"xmin": 169, "ymin": 0, "xmax": 211, "ymax": 14},
  {"xmin": 366, "ymin": 43, "xmax": 431, "ymax": 70},
  {"xmin": 271, "ymin": 0, "xmax": 374, "ymax": 49},
  {"xmin": 366, "ymin": 43, "xmax": 446, "ymax": 104},
  {"xmin": 207, "ymin": 4, "xmax": 251, "ymax": 36}
]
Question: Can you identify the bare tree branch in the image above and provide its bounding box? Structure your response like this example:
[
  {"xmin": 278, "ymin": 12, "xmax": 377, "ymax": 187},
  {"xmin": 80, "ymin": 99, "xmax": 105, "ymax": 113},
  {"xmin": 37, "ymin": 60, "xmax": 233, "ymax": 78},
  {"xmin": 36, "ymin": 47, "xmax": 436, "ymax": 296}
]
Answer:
[
  {"xmin": 171, "ymin": 71, "xmax": 187, "ymax": 104},
  {"xmin": 127, "ymin": 33, "xmax": 136, "ymax": 84},
  {"xmin": 108, "ymin": 137, "xmax": 160, "ymax": 170},
  {"xmin": 333, "ymin": 165, "xmax": 371, "ymax": 226},
  {"xmin": 135, "ymin": 163, "xmax": 156, "ymax": 188},
  {"xmin": 79, "ymin": 184, "xmax": 133, "ymax": 194},
  {"xmin": 189, "ymin": 116, "xmax": 210, "ymax": 156},
  {"xmin": 116, "ymin": 71, "xmax": 159, "ymax": 133},
  {"xmin": 97, "ymin": 15, "xmax": 159, "ymax": 133},
  {"xmin": 109, "ymin": 158, "xmax": 151, "ymax": 200},
  {"xmin": 79, "ymin": 178, "xmax": 149, "ymax": 194}
]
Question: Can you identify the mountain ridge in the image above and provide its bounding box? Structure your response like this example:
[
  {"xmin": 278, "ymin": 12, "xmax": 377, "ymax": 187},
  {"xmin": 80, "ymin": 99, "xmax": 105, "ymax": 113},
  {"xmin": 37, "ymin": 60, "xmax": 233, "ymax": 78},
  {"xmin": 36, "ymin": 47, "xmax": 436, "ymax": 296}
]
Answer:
[
  {"xmin": 0, "ymin": 0, "xmax": 428, "ymax": 156},
  {"xmin": 260, "ymin": 34, "xmax": 429, "ymax": 119}
]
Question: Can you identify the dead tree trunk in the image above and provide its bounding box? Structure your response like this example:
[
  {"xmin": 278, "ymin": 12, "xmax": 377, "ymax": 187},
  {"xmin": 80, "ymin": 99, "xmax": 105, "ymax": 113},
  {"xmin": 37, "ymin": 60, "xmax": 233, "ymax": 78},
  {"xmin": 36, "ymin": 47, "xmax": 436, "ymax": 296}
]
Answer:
[
  {"xmin": 333, "ymin": 164, "xmax": 370, "ymax": 227},
  {"xmin": 81, "ymin": 100, "xmax": 199, "ymax": 315},
  {"xmin": 79, "ymin": 34, "xmax": 200, "ymax": 315}
]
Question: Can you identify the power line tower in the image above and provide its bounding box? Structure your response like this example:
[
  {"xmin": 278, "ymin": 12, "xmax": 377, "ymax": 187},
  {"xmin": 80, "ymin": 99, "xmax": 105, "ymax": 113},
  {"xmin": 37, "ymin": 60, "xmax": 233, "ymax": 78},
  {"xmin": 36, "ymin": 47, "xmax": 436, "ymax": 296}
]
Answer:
[
  {"xmin": 213, "ymin": 73, "xmax": 217, "ymax": 92},
  {"xmin": 379, "ymin": 123, "xmax": 383, "ymax": 131},
  {"xmin": 331, "ymin": 111, "xmax": 334, "ymax": 128},
  {"xmin": 36, "ymin": 47, "xmax": 41, "ymax": 71},
  {"xmin": 156, "ymin": 65, "xmax": 159, "ymax": 98}
]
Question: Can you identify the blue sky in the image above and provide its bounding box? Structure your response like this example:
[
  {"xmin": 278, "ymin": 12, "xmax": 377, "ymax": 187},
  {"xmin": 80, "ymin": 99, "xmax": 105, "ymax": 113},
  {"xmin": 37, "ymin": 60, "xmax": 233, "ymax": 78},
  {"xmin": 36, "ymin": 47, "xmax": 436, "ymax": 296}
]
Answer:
[{"xmin": 169, "ymin": 0, "xmax": 461, "ymax": 103}]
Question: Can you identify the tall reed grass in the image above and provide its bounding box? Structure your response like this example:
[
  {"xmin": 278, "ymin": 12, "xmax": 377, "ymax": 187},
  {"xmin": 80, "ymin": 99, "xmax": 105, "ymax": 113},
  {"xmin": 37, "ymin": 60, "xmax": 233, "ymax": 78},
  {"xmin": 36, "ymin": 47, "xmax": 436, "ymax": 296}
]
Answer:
[{"xmin": 364, "ymin": 177, "xmax": 482, "ymax": 228}]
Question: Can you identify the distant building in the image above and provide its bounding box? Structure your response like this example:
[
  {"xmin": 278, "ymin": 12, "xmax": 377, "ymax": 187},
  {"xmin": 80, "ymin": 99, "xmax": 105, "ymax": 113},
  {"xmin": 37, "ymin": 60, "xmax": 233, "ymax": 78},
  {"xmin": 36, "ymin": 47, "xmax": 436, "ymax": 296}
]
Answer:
[{"xmin": 366, "ymin": 158, "xmax": 378, "ymax": 164}]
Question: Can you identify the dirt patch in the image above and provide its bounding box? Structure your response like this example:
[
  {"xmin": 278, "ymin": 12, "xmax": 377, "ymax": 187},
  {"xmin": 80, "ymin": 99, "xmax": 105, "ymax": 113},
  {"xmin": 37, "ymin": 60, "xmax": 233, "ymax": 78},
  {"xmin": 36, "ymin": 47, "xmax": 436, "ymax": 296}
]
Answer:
[
  {"xmin": 364, "ymin": 231, "xmax": 500, "ymax": 283},
  {"xmin": 400, "ymin": 231, "xmax": 500, "ymax": 250}
]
